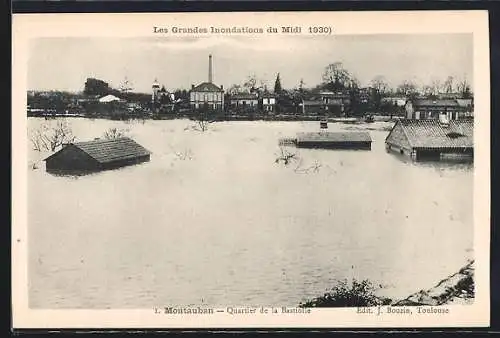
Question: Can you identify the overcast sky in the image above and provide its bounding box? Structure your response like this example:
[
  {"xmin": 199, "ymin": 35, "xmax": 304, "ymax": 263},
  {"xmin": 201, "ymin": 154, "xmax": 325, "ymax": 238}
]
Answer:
[{"xmin": 28, "ymin": 34, "xmax": 473, "ymax": 93}]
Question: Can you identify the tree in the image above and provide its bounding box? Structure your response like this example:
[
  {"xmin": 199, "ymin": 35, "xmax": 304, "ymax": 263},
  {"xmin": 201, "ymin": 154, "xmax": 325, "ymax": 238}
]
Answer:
[
  {"xmin": 298, "ymin": 78, "xmax": 306, "ymax": 92},
  {"xmin": 119, "ymin": 76, "xmax": 133, "ymax": 94},
  {"xmin": 370, "ymin": 75, "xmax": 388, "ymax": 95},
  {"xmin": 30, "ymin": 120, "xmax": 75, "ymax": 152},
  {"xmin": 430, "ymin": 79, "xmax": 442, "ymax": 96},
  {"xmin": 369, "ymin": 76, "xmax": 389, "ymax": 114},
  {"xmin": 396, "ymin": 80, "xmax": 418, "ymax": 98},
  {"xmin": 228, "ymin": 84, "xmax": 243, "ymax": 95},
  {"xmin": 456, "ymin": 78, "xmax": 473, "ymax": 99},
  {"xmin": 84, "ymin": 78, "xmax": 110, "ymax": 96},
  {"xmin": 274, "ymin": 73, "xmax": 282, "ymax": 95},
  {"xmin": 322, "ymin": 62, "xmax": 351, "ymax": 91},
  {"xmin": 347, "ymin": 77, "xmax": 362, "ymax": 117},
  {"xmin": 443, "ymin": 76, "xmax": 455, "ymax": 93},
  {"xmin": 243, "ymin": 74, "xmax": 258, "ymax": 93}
]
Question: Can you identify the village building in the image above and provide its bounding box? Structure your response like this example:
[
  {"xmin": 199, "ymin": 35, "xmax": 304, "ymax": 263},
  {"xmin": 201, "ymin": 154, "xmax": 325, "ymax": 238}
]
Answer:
[
  {"xmin": 381, "ymin": 96, "xmax": 407, "ymax": 107},
  {"xmin": 437, "ymin": 92, "xmax": 462, "ymax": 100},
  {"xmin": 189, "ymin": 54, "xmax": 224, "ymax": 111},
  {"xmin": 385, "ymin": 118, "xmax": 473, "ymax": 161},
  {"xmin": 44, "ymin": 137, "xmax": 151, "ymax": 174},
  {"xmin": 456, "ymin": 98, "xmax": 474, "ymax": 117},
  {"xmin": 300, "ymin": 91, "xmax": 351, "ymax": 117},
  {"xmin": 261, "ymin": 93, "xmax": 277, "ymax": 113},
  {"xmin": 300, "ymin": 100, "xmax": 327, "ymax": 116},
  {"xmin": 230, "ymin": 93, "xmax": 259, "ymax": 108},
  {"xmin": 404, "ymin": 98, "xmax": 470, "ymax": 120},
  {"xmin": 358, "ymin": 87, "xmax": 371, "ymax": 104},
  {"xmin": 296, "ymin": 131, "xmax": 372, "ymax": 150},
  {"xmin": 152, "ymin": 79, "xmax": 161, "ymax": 103}
]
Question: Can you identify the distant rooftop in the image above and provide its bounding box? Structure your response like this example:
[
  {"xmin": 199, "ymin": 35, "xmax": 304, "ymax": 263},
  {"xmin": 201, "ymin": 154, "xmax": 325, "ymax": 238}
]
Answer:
[{"xmin": 191, "ymin": 82, "xmax": 224, "ymax": 92}]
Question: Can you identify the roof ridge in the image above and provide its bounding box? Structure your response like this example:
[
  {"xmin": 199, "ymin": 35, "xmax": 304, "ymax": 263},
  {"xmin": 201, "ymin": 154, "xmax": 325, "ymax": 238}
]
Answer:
[{"xmin": 74, "ymin": 136, "xmax": 132, "ymax": 145}]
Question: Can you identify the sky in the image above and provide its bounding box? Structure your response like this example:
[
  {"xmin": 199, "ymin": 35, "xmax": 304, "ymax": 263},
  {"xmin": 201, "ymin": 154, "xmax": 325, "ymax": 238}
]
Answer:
[{"xmin": 28, "ymin": 34, "xmax": 473, "ymax": 93}]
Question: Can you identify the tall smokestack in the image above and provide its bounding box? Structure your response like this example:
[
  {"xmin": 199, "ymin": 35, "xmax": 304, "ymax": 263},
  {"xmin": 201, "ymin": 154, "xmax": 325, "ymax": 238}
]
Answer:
[{"xmin": 208, "ymin": 54, "xmax": 213, "ymax": 83}]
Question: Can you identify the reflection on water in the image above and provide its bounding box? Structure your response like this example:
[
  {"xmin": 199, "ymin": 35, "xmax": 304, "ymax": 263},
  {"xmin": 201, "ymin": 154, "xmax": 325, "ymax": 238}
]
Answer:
[{"xmin": 28, "ymin": 118, "xmax": 473, "ymax": 308}]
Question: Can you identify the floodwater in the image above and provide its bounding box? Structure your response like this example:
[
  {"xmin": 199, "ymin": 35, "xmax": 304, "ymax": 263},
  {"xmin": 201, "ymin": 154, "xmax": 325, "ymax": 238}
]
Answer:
[{"xmin": 27, "ymin": 118, "xmax": 473, "ymax": 308}]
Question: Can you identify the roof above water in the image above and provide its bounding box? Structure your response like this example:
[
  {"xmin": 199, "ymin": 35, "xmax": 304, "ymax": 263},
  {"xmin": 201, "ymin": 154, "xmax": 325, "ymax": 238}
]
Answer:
[
  {"xmin": 297, "ymin": 131, "xmax": 372, "ymax": 143},
  {"xmin": 45, "ymin": 137, "xmax": 151, "ymax": 164},
  {"xmin": 397, "ymin": 119, "xmax": 473, "ymax": 149}
]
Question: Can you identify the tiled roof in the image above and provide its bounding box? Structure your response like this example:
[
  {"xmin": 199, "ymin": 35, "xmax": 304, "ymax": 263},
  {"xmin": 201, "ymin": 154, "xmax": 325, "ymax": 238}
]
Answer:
[
  {"xmin": 191, "ymin": 82, "xmax": 224, "ymax": 92},
  {"xmin": 230, "ymin": 93, "xmax": 258, "ymax": 100},
  {"xmin": 456, "ymin": 99, "xmax": 473, "ymax": 107},
  {"xmin": 302, "ymin": 100, "xmax": 325, "ymax": 106},
  {"xmin": 297, "ymin": 131, "xmax": 372, "ymax": 143},
  {"xmin": 73, "ymin": 137, "xmax": 150, "ymax": 164},
  {"xmin": 412, "ymin": 99, "xmax": 459, "ymax": 107},
  {"xmin": 399, "ymin": 119, "xmax": 473, "ymax": 149}
]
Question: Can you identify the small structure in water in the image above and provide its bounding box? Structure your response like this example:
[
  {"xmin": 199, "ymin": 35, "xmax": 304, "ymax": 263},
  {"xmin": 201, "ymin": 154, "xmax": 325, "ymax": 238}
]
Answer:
[
  {"xmin": 296, "ymin": 131, "xmax": 372, "ymax": 150},
  {"xmin": 44, "ymin": 137, "xmax": 151, "ymax": 174},
  {"xmin": 385, "ymin": 118, "xmax": 473, "ymax": 161}
]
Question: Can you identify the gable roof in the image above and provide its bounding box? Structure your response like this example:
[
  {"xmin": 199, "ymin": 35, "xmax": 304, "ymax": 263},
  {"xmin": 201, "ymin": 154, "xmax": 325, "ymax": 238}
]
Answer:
[
  {"xmin": 396, "ymin": 119, "xmax": 473, "ymax": 149},
  {"xmin": 297, "ymin": 131, "xmax": 372, "ymax": 143},
  {"xmin": 45, "ymin": 137, "xmax": 151, "ymax": 164},
  {"xmin": 230, "ymin": 93, "xmax": 258, "ymax": 100},
  {"xmin": 411, "ymin": 99, "xmax": 459, "ymax": 107},
  {"xmin": 191, "ymin": 82, "xmax": 224, "ymax": 92}
]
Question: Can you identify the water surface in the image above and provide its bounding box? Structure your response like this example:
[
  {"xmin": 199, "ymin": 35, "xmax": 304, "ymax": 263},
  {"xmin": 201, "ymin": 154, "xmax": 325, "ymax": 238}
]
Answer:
[{"xmin": 27, "ymin": 118, "xmax": 473, "ymax": 308}]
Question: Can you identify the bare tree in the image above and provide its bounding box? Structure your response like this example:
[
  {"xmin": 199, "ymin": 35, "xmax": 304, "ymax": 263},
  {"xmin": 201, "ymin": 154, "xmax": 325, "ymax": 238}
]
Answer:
[
  {"xmin": 396, "ymin": 80, "xmax": 418, "ymax": 97},
  {"xmin": 191, "ymin": 109, "xmax": 212, "ymax": 132},
  {"xmin": 275, "ymin": 146, "xmax": 298, "ymax": 166},
  {"xmin": 103, "ymin": 127, "xmax": 128, "ymax": 140},
  {"xmin": 430, "ymin": 78, "xmax": 442, "ymax": 96},
  {"xmin": 30, "ymin": 120, "xmax": 75, "ymax": 152},
  {"xmin": 294, "ymin": 159, "xmax": 322, "ymax": 174},
  {"xmin": 322, "ymin": 62, "xmax": 352, "ymax": 91},
  {"xmin": 370, "ymin": 75, "xmax": 389, "ymax": 95},
  {"xmin": 456, "ymin": 77, "xmax": 472, "ymax": 98},
  {"xmin": 443, "ymin": 76, "xmax": 455, "ymax": 93},
  {"xmin": 228, "ymin": 84, "xmax": 243, "ymax": 95},
  {"xmin": 243, "ymin": 74, "xmax": 258, "ymax": 93}
]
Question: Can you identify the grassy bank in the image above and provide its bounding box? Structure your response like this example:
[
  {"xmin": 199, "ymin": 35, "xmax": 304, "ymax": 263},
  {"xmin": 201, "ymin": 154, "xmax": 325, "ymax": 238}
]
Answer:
[{"xmin": 299, "ymin": 260, "xmax": 475, "ymax": 308}]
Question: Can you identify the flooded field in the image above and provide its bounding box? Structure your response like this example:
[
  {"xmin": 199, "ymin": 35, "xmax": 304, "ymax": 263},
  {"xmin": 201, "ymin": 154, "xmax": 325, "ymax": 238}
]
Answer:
[{"xmin": 27, "ymin": 118, "xmax": 473, "ymax": 308}]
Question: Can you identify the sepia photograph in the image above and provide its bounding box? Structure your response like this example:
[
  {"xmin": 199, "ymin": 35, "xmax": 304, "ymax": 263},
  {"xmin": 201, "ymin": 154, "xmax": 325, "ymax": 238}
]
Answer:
[{"xmin": 12, "ymin": 11, "xmax": 490, "ymax": 328}]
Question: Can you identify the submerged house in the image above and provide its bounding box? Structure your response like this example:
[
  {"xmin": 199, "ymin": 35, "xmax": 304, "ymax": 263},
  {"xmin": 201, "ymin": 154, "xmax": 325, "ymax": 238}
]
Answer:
[
  {"xmin": 296, "ymin": 132, "xmax": 372, "ymax": 150},
  {"xmin": 385, "ymin": 119, "xmax": 473, "ymax": 161},
  {"xmin": 44, "ymin": 137, "xmax": 151, "ymax": 173}
]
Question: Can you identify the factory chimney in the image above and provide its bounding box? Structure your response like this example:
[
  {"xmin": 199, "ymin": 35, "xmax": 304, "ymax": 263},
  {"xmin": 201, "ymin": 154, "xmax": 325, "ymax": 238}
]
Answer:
[{"xmin": 208, "ymin": 54, "xmax": 213, "ymax": 83}]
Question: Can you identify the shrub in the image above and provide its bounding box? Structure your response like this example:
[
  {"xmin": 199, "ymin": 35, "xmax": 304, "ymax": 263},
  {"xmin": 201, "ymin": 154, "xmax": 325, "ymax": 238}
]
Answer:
[
  {"xmin": 299, "ymin": 279, "xmax": 389, "ymax": 308},
  {"xmin": 103, "ymin": 127, "xmax": 128, "ymax": 140}
]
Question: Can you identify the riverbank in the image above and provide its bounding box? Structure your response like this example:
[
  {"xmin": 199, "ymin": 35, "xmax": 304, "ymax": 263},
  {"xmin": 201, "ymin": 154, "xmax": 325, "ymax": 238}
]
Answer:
[
  {"xmin": 394, "ymin": 260, "xmax": 474, "ymax": 306},
  {"xmin": 299, "ymin": 260, "xmax": 475, "ymax": 308}
]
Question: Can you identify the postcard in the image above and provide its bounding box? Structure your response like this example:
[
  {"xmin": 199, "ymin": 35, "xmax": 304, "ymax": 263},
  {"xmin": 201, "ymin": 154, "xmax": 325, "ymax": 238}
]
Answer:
[{"xmin": 12, "ymin": 10, "xmax": 490, "ymax": 328}]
